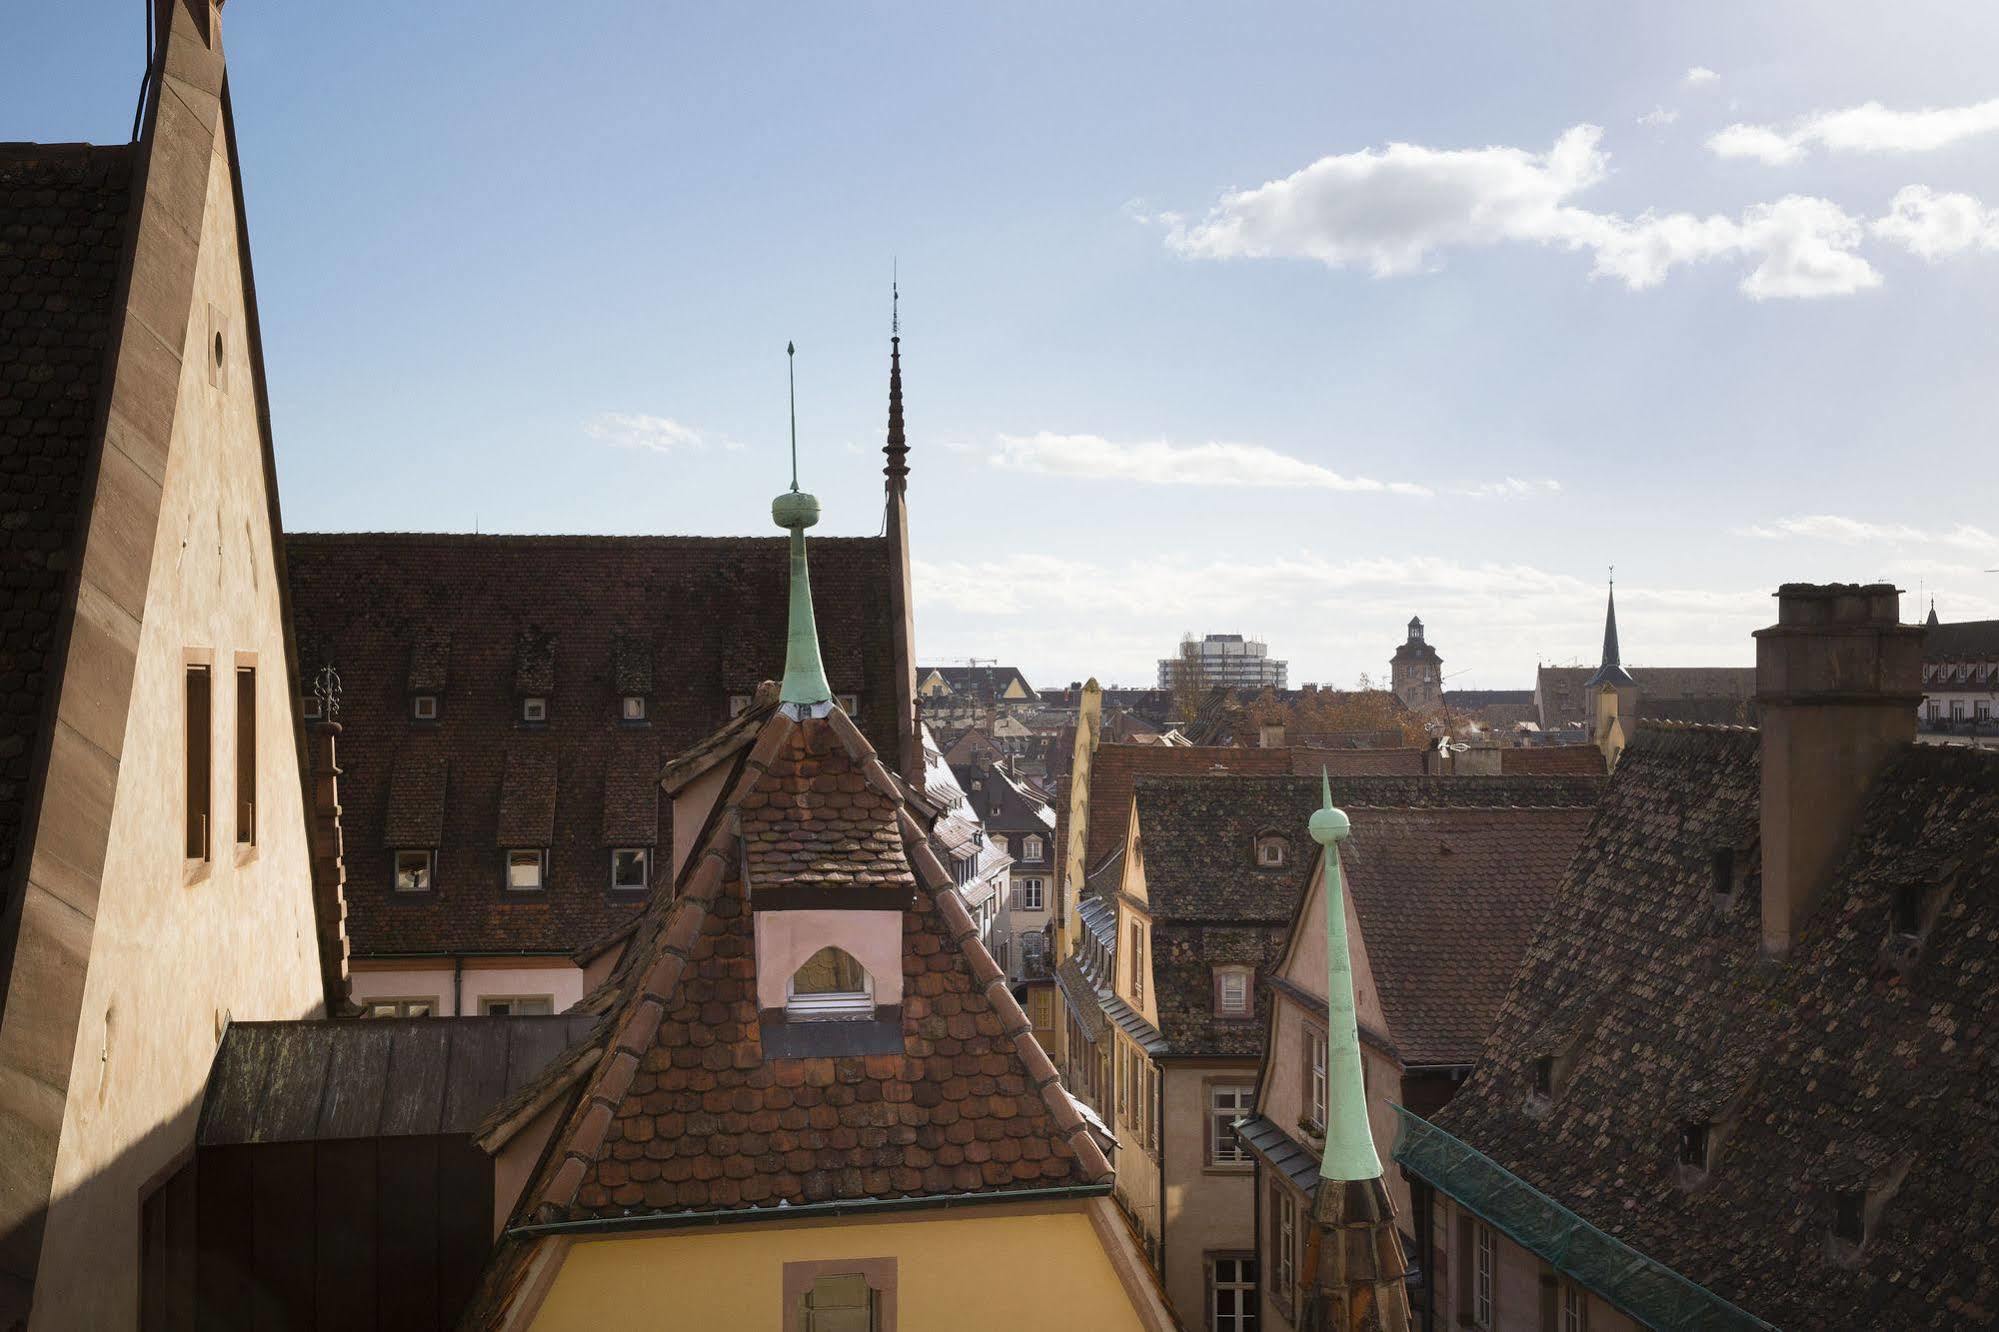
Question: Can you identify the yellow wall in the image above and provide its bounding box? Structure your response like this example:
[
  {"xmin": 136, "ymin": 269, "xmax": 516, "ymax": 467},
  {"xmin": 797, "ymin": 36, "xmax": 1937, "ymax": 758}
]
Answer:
[{"xmin": 528, "ymin": 1203, "xmax": 1146, "ymax": 1331}]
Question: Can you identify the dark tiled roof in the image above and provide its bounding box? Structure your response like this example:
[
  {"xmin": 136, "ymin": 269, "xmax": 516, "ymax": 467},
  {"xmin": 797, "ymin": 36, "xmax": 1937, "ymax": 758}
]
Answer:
[
  {"xmin": 1537, "ymin": 665, "xmax": 1757, "ymax": 731},
  {"xmin": 512, "ymin": 707, "xmax": 1107, "ymax": 1235},
  {"xmin": 1286, "ymin": 746, "xmax": 1429, "ymax": 776},
  {"xmin": 741, "ymin": 718, "xmax": 910, "ymax": 895},
  {"xmin": 600, "ymin": 734, "xmax": 659, "ymax": 845},
  {"xmin": 919, "ymin": 664, "xmax": 1036, "ymax": 700},
  {"xmin": 1433, "ymin": 726, "xmax": 1999, "ymax": 1329},
  {"xmin": 1342, "ymin": 804, "xmax": 1595, "ymax": 1066},
  {"xmin": 1498, "ymin": 745, "xmax": 1607, "ymax": 777},
  {"xmin": 285, "ymin": 533, "xmax": 898, "ymax": 955},
  {"xmin": 0, "ymin": 144, "xmax": 133, "ymax": 882},
  {"xmin": 197, "ymin": 1015, "xmax": 599, "ymax": 1145},
  {"xmin": 1924, "ymin": 618, "xmax": 1999, "ymax": 660},
  {"xmin": 1082, "ymin": 743, "xmax": 1292, "ymax": 873},
  {"xmin": 1445, "ymin": 690, "xmax": 1534, "ymax": 709},
  {"xmin": 495, "ymin": 741, "xmax": 557, "ymax": 847},
  {"xmin": 1238, "ymin": 1112, "xmax": 1321, "ymax": 1196}
]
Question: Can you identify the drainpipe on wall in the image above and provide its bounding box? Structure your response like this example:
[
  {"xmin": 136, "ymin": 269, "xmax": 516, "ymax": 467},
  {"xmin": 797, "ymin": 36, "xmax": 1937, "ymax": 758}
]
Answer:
[{"xmin": 1157, "ymin": 1064, "xmax": 1167, "ymax": 1296}]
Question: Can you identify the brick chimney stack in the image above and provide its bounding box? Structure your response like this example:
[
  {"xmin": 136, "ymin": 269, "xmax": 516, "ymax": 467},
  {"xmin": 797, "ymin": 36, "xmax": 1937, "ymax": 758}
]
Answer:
[{"xmin": 1754, "ymin": 583, "xmax": 1922, "ymax": 957}]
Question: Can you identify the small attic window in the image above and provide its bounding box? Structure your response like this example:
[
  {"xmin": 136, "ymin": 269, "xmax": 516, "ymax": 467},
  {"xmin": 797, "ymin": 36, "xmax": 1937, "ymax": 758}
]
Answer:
[
  {"xmin": 1710, "ymin": 849, "xmax": 1735, "ymax": 903},
  {"xmin": 621, "ymin": 695, "xmax": 647, "ymax": 722},
  {"xmin": 1833, "ymin": 1190, "xmax": 1866, "ymax": 1246},
  {"xmin": 729, "ymin": 694, "xmax": 752, "ymax": 718},
  {"xmin": 837, "ymin": 693, "xmax": 859, "ymax": 715},
  {"xmin": 522, "ymin": 697, "xmax": 548, "ymax": 725},
  {"xmin": 787, "ymin": 947, "xmax": 872, "ymax": 1021},
  {"xmin": 1891, "ymin": 883, "xmax": 1923, "ymax": 937},
  {"xmin": 302, "ymin": 694, "xmax": 323, "ymax": 721},
  {"xmin": 412, "ymin": 694, "xmax": 439, "ymax": 722},
  {"xmin": 1679, "ymin": 1121, "xmax": 1711, "ymax": 1170},
  {"xmin": 1255, "ymin": 835, "xmax": 1287, "ymax": 868},
  {"xmin": 1532, "ymin": 1056, "xmax": 1554, "ymax": 1098}
]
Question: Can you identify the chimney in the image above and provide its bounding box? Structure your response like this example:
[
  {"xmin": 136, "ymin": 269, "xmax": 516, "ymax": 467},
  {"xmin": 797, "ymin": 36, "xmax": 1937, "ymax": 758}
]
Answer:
[
  {"xmin": 1754, "ymin": 583, "xmax": 1922, "ymax": 957},
  {"xmin": 1259, "ymin": 722, "xmax": 1286, "ymax": 749}
]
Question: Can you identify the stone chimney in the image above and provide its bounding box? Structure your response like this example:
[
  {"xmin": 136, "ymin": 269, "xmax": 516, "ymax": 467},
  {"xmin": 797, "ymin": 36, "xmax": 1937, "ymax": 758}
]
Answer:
[{"xmin": 1754, "ymin": 584, "xmax": 1922, "ymax": 957}]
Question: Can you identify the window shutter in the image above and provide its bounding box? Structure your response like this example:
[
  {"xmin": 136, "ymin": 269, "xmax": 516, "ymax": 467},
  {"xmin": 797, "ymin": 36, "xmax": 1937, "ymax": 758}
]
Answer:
[{"xmin": 1010, "ymin": 884, "xmax": 1022, "ymax": 910}]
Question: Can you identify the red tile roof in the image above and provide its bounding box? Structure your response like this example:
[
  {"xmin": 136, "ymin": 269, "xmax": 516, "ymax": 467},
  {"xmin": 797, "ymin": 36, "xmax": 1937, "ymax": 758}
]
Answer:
[
  {"xmin": 512, "ymin": 705, "xmax": 1108, "ymax": 1235},
  {"xmin": 285, "ymin": 534, "xmax": 901, "ymax": 956}
]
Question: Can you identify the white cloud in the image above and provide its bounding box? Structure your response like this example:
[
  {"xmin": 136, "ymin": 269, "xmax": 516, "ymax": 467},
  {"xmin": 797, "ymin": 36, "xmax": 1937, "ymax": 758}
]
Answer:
[
  {"xmin": 1456, "ymin": 478, "xmax": 1563, "ymax": 499},
  {"xmin": 1740, "ymin": 514, "xmax": 1999, "ymax": 553},
  {"xmin": 1159, "ymin": 126, "xmax": 1880, "ymax": 298},
  {"xmin": 1710, "ymin": 96, "xmax": 1999, "ymax": 164},
  {"xmin": 990, "ymin": 432, "xmax": 1432, "ymax": 495},
  {"xmin": 1684, "ymin": 67, "xmax": 1720, "ymax": 88},
  {"xmin": 1638, "ymin": 106, "xmax": 1680, "ymax": 129},
  {"xmin": 1872, "ymin": 185, "xmax": 1999, "ymax": 260},
  {"xmin": 587, "ymin": 412, "xmax": 742, "ymax": 453}
]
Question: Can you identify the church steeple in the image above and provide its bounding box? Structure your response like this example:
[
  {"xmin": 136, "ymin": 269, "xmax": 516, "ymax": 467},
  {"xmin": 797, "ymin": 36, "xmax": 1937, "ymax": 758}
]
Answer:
[
  {"xmin": 1585, "ymin": 575, "xmax": 1637, "ymax": 689},
  {"xmin": 774, "ymin": 343, "xmax": 832, "ymax": 710},
  {"xmin": 884, "ymin": 279, "xmax": 908, "ymax": 497}
]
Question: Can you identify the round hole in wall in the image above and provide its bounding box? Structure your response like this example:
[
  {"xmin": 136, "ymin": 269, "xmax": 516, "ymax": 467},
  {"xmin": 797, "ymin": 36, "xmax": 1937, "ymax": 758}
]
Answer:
[{"xmin": 213, "ymin": 331, "xmax": 224, "ymax": 368}]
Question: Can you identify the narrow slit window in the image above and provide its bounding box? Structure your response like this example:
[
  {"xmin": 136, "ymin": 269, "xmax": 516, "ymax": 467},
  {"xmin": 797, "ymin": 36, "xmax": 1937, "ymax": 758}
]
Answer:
[
  {"xmin": 235, "ymin": 666, "xmax": 255, "ymax": 846},
  {"xmin": 1834, "ymin": 1191, "xmax": 1866, "ymax": 1245},
  {"xmin": 1892, "ymin": 883, "xmax": 1923, "ymax": 936},
  {"xmin": 185, "ymin": 665, "xmax": 211, "ymax": 861},
  {"xmin": 1679, "ymin": 1121, "xmax": 1710, "ymax": 1169},
  {"xmin": 1532, "ymin": 1055, "xmax": 1554, "ymax": 1098}
]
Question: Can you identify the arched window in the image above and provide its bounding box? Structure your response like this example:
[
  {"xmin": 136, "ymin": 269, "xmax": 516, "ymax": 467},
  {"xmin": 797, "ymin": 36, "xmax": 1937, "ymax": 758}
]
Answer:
[
  {"xmin": 1255, "ymin": 834, "xmax": 1287, "ymax": 868},
  {"xmin": 787, "ymin": 947, "xmax": 872, "ymax": 1020},
  {"xmin": 1022, "ymin": 835, "xmax": 1044, "ymax": 862}
]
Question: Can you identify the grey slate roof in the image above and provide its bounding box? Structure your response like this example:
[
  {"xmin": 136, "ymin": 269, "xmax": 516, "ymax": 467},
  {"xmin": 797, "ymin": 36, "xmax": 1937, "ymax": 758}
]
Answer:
[
  {"xmin": 198, "ymin": 1016, "xmax": 601, "ymax": 1145},
  {"xmin": 1924, "ymin": 618, "xmax": 1999, "ymax": 661},
  {"xmin": 1237, "ymin": 1112, "xmax": 1322, "ymax": 1196},
  {"xmin": 1433, "ymin": 725, "xmax": 1999, "ymax": 1329}
]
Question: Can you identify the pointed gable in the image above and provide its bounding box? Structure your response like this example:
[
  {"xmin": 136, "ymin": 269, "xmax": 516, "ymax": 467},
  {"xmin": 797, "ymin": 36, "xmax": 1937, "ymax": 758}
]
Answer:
[{"xmin": 516, "ymin": 704, "xmax": 1109, "ymax": 1230}]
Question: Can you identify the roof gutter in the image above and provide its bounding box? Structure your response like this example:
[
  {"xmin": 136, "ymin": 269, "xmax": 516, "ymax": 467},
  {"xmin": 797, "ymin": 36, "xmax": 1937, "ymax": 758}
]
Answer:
[{"xmin": 504, "ymin": 1183, "xmax": 1112, "ymax": 1242}]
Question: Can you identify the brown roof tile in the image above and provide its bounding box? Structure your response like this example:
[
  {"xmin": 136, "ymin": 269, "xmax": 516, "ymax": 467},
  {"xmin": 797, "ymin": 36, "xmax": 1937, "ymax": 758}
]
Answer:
[
  {"xmin": 600, "ymin": 733, "xmax": 660, "ymax": 846},
  {"xmin": 495, "ymin": 741, "xmax": 557, "ymax": 847},
  {"xmin": 383, "ymin": 736, "xmax": 448, "ymax": 847}
]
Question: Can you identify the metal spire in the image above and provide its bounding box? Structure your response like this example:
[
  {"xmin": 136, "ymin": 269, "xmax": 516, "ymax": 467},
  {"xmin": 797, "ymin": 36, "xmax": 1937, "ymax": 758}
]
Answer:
[
  {"xmin": 884, "ymin": 273, "xmax": 908, "ymax": 496},
  {"xmin": 773, "ymin": 342, "xmax": 832, "ymax": 708},
  {"xmin": 1585, "ymin": 572, "xmax": 1636, "ymax": 689},
  {"xmin": 1309, "ymin": 769, "xmax": 1381, "ymax": 1181}
]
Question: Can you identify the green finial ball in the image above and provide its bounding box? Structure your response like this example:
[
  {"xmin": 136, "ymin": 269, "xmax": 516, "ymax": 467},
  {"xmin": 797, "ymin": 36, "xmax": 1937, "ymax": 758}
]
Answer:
[
  {"xmin": 772, "ymin": 489, "xmax": 820, "ymax": 530},
  {"xmin": 1309, "ymin": 802, "xmax": 1350, "ymax": 846}
]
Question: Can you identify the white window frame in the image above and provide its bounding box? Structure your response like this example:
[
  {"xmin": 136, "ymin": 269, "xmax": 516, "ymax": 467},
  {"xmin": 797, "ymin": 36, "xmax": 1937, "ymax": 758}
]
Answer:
[
  {"xmin": 1274, "ymin": 1185, "xmax": 1298, "ymax": 1312},
  {"xmin": 394, "ymin": 849, "xmax": 434, "ymax": 893},
  {"xmin": 1310, "ymin": 1031, "xmax": 1328, "ymax": 1129},
  {"xmin": 1210, "ymin": 1254, "xmax": 1256, "ymax": 1332},
  {"xmin": 612, "ymin": 847, "xmax": 649, "ymax": 893},
  {"xmin": 363, "ymin": 997, "xmax": 436, "ymax": 1018},
  {"xmin": 1021, "ymin": 835, "xmax": 1043, "ymax": 862},
  {"xmin": 1209, "ymin": 1083, "xmax": 1254, "ymax": 1165},
  {"xmin": 728, "ymin": 693, "xmax": 752, "ymax": 718},
  {"xmin": 1217, "ymin": 967, "xmax": 1250, "ymax": 1017},
  {"xmin": 507, "ymin": 848, "xmax": 547, "ymax": 891},
  {"xmin": 522, "ymin": 696, "xmax": 548, "ymax": 723},
  {"xmin": 621, "ymin": 694, "xmax": 647, "ymax": 721},
  {"xmin": 836, "ymin": 693, "xmax": 859, "ymax": 715},
  {"xmin": 1019, "ymin": 877, "xmax": 1044, "ymax": 911},
  {"xmin": 412, "ymin": 694, "xmax": 439, "ymax": 721},
  {"xmin": 1473, "ymin": 1220, "xmax": 1497, "ymax": 1328},
  {"xmin": 479, "ymin": 995, "xmax": 553, "ymax": 1016},
  {"xmin": 1258, "ymin": 837, "xmax": 1284, "ymax": 866},
  {"xmin": 1561, "ymin": 1280, "xmax": 1588, "ymax": 1332}
]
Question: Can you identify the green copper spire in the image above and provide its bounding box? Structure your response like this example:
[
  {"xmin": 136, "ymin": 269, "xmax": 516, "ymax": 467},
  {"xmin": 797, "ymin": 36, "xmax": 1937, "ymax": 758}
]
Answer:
[
  {"xmin": 1308, "ymin": 769, "xmax": 1382, "ymax": 1181},
  {"xmin": 773, "ymin": 342, "xmax": 832, "ymax": 708}
]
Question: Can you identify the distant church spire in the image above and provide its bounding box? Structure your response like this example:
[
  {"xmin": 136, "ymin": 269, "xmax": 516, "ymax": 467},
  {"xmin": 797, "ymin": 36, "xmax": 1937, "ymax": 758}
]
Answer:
[
  {"xmin": 884, "ymin": 274, "xmax": 908, "ymax": 496},
  {"xmin": 774, "ymin": 342, "xmax": 832, "ymax": 709},
  {"xmin": 1585, "ymin": 574, "xmax": 1636, "ymax": 689}
]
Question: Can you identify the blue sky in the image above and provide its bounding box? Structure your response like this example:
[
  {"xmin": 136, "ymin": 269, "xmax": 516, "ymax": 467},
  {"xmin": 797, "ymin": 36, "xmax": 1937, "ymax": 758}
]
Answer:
[{"xmin": 13, "ymin": 2, "xmax": 1998, "ymax": 689}]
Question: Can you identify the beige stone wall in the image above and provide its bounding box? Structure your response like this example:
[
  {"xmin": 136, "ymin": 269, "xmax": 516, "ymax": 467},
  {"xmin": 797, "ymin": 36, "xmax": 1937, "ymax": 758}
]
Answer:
[
  {"xmin": 1161, "ymin": 1061, "xmax": 1259, "ymax": 1329},
  {"xmin": 30, "ymin": 121, "xmax": 325, "ymax": 1329}
]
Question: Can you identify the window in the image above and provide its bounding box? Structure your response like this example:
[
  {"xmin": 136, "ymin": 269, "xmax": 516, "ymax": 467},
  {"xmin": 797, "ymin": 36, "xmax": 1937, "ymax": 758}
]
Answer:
[
  {"xmin": 1028, "ymin": 986, "xmax": 1054, "ymax": 1030},
  {"xmin": 1951, "ymin": 700, "xmax": 1966, "ymax": 722},
  {"xmin": 1272, "ymin": 1184, "xmax": 1298, "ymax": 1314},
  {"xmin": 1116, "ymin": 1042, "xmax": 1129, "ymax": 1123},
  {"xmin": 621, "ymin": 694, "xmax": 647, "ymax": 722},
  {"xmin": 1210, "ymin": 1084, "xmax": 1254, "ymax": 1165},
  {"xmin": 785, "ymin": 1259, "xmax": 895, "ymax": 1332},
  {"xmin": 412, "ymin": 694, "xmax": 439, "ymax": 721},
  {"xmin": 1209, "ymin": 1255, "xmax": 1257, "ymax": 1332},
  {"xmin": 787, "ymin": 947, "xmax": 872, "ymax": 1020},
  {"xmin": 1710, "ymin": 848, "xmax": 1735, "ymax": 904},
  {"xmin": 613, "ymin": 848, "xmax": 649, "ymax": 893},
  {"xmin": 363, "ymin": 998, "xmax": 435, "ymax": 1018},
  {"xmin": 1532, "ymin": 1054, "xmax": 1554, "ymax": 1098},
  {"xmin": 302, "ymin": 692, "xmax": 322, "ymax": 720},
  {"xmin": 185, "ymin": 665, "xmax": 211, "ymax": 861},
  {"xmin": 1021, "ymin": 930, "xmax": 1047, "ymax": 972},
  {"xmin": 1679, "ymin": 1121, "xmax": 1710, "ymax": 1170},
  {"xmin": 1305, "ymin": 1025, "xmax": 1328, "ymax": 1131},
  {"xmin": 1561, "ymin": 1281, "xmax": 1588, "ymax": 1332},
  {"xmin": 1216, "ymin": 966, "xmax": 1252, "ymax": 1018},
  {"xmin": 1129, "ymin": 921, "xmax": 1145, "ymax": 1005},
  {"xmin": 728, "ymin": 693, "xmax": 752, "ymax": 718},
  {"xmin": 235, "ymin": 666, "xmax": 255, "ymax": 847},
  {"xmin": 522, "ymin": 696, "xmax": 548, "ymax": 724},
  {"xmin": 1019, "ymin": 877, "xmax": 1044, "ymax": 911},
  {"xmin": 991, "ymin": 833, "xmax": 1009, "ymax": 856},
  {"xmin": 1256, "ymin": 835, "xmax": 1285, "ymax": 867},
  {"xmin": 507, "ymin": 849, "xmax": 546, "ymax": 891},
  {"xmin": 1021, "ymin": 834, "xmax": 1043, "ymax": 862},
  {"xmin": 1833, "ymin": 1190, "xmax": 1866, "ymax": 1246},
  {"xmin": 480, "ymin": 996, "xmax": 553, "ymax": 1016},
  {"xmin": 1472, "ymin": 1220, "xmax": 1497, "ymax": 1328},
  {"xmin": 395, "ymin": 850, "xmax": 434, "ymax": 893},
  {"xmin": 1892, "ymin": 883, "xmax": 1923, "ymax": 936},
  {"xmin": 836, "ymin": 693, "xmax": 859, "ymax": 715}
]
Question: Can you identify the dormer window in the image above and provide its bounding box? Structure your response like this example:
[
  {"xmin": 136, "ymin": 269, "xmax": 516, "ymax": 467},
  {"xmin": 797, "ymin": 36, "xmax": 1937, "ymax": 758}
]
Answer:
[
  {"xmin": 621, "ymin": 695, "xmax": 647, "ymax": 723},
  {"xmin": 394, "ymin": 850, "xmax": 434, "ymax": 893},
  {"xmin": 1214, "ymin": 965, "xmax": 1253, "ymax": 1018},
  {"xmin": 302, "ymin": 694, "xmax": 323, "ymax": 721},
  {"xmin": 522, "ymin": 697, "xmax": 548, "ymax": 724},
  {"xmin": 787, "ymin": 947, "xmax": 872, "ymax": 1020},
  {"xmin": 1532, "ymin": 1055, "xmax": 1553, "ymax": 1097},
  {"xmin": 507, "ymin": 849, "xmax": 546, "ymax": 891},
  {"xmin": 1710, "ymin": 848, "xmax": 1735, "ymax": 905},
  {"xmin": 612, "ymin": 848, "xmax": 648, "ymax": 893},
  {"xmin": 837, "ymin": 693, "xmax": 859, "ymax": 715},
  {"xmin": 1833, "ymin": 1191, "xmax": 1866, "ymax": 1246},
  {"xmin": 991, "ymin": 834, "xmax": 1009, "ymax": 857},
  {"xmin": 1255, "ymin": 834, "xmax": 1287, "ymax": 868},
  {"xmin": 1891, "ymin": 883, "xmax": 1923, "ymax": 937},
  {"xmin": 1021, "ymin": 835, "xmax": 1044, "ymax": 863},
  {"xmin": 729, "ymin": 694, "xmax": 752, "ymax": 718},
  {"xmin": 1679, "ymin": 1121, "xmax": 1711, "ymax": 1170},
  {"xmin": 412, "ymin": 694, "xmax": 439, "ymax": 722}
]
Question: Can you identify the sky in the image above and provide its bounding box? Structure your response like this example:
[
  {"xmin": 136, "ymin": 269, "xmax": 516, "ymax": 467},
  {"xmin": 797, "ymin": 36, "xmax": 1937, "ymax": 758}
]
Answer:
[{"xmin": 10, "ymin": 2, "xmax": 1999, "ymax": 691}]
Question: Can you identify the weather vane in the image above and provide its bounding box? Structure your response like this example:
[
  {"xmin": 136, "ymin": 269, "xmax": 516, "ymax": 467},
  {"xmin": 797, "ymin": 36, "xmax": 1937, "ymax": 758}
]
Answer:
[{"xmin": 786, "ymin": 341, "xmax": 798, "ymax": 492}]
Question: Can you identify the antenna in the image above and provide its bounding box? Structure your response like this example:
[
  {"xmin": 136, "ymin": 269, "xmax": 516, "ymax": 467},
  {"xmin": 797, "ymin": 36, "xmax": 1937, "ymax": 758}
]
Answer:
[
  {"xmin": 786, "ymin": 341, "xmax": 798, "ymax": 492},
  {"xmin": 892, "ymin": 260, "xmax": 899, "ymax": 337}
]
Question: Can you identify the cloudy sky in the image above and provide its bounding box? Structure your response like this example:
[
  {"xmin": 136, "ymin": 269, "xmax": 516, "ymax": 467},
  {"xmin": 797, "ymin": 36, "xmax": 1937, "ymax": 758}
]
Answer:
[{"xmin": 15, "ymin": 2, "xmax": 1998, "ymax": 689}]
